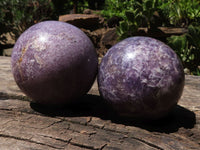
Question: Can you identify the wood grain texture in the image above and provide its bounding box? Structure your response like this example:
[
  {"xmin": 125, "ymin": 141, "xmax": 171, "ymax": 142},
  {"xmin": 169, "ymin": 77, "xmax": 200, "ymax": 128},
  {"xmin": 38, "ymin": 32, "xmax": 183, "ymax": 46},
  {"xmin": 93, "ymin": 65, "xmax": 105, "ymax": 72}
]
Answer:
[{"xmin": 0, "ymin": 56, "xmax": 200, "ymax": 149}]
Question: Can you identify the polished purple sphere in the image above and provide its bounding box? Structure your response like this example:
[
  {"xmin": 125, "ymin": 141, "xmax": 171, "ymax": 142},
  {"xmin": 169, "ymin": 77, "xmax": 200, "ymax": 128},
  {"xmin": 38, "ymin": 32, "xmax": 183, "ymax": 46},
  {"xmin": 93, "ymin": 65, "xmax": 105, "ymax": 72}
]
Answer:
[
  {"xmin": 11, "ymin": 21, "xmax": 98, "ymax": 105},
  {"xmin": 98, "ymin": 36, "xmax": 185, "ymax": 119}
]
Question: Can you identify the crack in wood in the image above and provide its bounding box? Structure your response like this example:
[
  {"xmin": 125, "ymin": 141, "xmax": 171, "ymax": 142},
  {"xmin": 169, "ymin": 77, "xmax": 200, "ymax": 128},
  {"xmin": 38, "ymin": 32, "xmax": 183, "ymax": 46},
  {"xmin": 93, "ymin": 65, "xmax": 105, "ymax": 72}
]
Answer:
[
  {"xmin": 0, "ymin": 92, "xmax": 29, "ymax": 101},
  {"xmin": 86, "ymin": 117, "xmax": 92, "ymax": 123},
  {"xmin": 131, "ymin": 137, "xmax": 164, "ymax": 150},
  {"xmin": 172, "ymin": 132, "xmax": 200, "ymax": 147},
  {"xmin": 0, "ymin": 98, "xmax": 199, "ymax": 149},
  {"xmin": 1, "ymin": 105, "xmax": 198, "ymax": 149},
  {"xmin": 0, "ymin": 133, "xmax": 64, "ymax": 149},
  {"xmin": 36, "ymin": 134, "xmax": 106, "ymax": 150},
  {"xmin": 69, "ymin": 141, "xmax": 99, "ymax": 150},
  {"xmin": 38, "ymin": 133, "xmax": 107, "ymax": 150},
  {"xmin": 89, "ymin": 131, "xmax": 97, "ymax": 136},
  {"xmin": 63, "ymin": 118, "xmax": 164, "ymax": 149},
  {"xmin": 42, "ymin": 119, "xmax": 66, "ymax": 129},
  {"xmin": 99, "ymin": 144, "xmax": 107, "ymax": 150},
  {"xmin": 0, "ymin": 108, "xmax": 167, "ymax": 150},
  {"xmin": 0, "ymin": 108, "xmax": 13, "ymax": 111},
  {"xmin": 39, "ymin": 134, "xmax": 72, "ymax": 144}
]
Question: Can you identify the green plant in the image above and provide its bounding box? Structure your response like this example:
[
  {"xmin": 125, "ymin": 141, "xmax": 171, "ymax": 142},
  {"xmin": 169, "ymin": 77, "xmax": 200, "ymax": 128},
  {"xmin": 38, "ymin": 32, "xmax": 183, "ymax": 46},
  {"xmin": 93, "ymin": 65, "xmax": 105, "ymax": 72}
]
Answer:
[
  {"xmin": 116, "ymin": 9, "xmax": 142, "ymax": 40},
  {"xmin": 0, "ymin": 0, "xmax": 55, "ymax": 41},
  {"xmin": 194, "ymin": 68, "xmax": 200, "ymax": 76},
  {"xmin": 101, "ymin": 0, "xmax": 136, "ymax": 19},
  {"xmin": 139, "ymin": 0, "xmax": 161, "ymax": 29},
  {"xmin": 160, "ymin": 0, "xmax": 200, "ymax": 27},
  {"xmin": 167, "ymin": 25, "xmax": 200, "ymax": 75},
  {"xmin": 101, "ymin": 0, "xmax": 200, "ymax": 40},
  {"xmin": 116, "ymin": 0, "xmax": 161, "ymax": 40}
]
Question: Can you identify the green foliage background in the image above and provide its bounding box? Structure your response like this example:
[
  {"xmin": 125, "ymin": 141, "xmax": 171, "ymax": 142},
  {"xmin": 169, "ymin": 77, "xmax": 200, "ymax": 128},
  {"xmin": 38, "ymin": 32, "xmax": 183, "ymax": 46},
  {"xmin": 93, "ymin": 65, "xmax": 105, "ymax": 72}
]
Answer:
[
  {"xmin": 0, "ymin": 0, "xmax": 55, "ymax": 41},
  {"xmin": 0, "ymin": 0, "xmax": 200, "ymax": 75},
  {"xmin": 0, "ymin": 0, "xmax": 91, "ymax": 41},
  {"xmin": 167, "ymin": 25, "xmax": 200, "ymax": 75},
  {"xmin": 101, "ymin": 0, "xmax": 200, "ymax": 74}
]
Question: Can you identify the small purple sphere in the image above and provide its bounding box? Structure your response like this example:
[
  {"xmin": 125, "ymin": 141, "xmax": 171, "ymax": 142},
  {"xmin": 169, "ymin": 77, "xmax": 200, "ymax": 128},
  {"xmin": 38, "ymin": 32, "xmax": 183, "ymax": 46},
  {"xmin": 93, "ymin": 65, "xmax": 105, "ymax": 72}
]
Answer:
[
  {"xmin": 11, "ymin": 21, "xmax": 98, "ymax": 105},
  {"xmin": 98, "ymin": 36, "xmax": 185, "ymax": 119}
]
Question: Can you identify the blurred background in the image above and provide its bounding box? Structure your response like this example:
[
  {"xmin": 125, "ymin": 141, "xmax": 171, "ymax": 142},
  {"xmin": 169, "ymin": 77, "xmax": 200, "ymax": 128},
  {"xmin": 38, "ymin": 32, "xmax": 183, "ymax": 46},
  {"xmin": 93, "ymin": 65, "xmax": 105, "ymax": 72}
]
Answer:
[{"xmin": 0, "ymin": 0, "xmax": 200, "ymax": 75}]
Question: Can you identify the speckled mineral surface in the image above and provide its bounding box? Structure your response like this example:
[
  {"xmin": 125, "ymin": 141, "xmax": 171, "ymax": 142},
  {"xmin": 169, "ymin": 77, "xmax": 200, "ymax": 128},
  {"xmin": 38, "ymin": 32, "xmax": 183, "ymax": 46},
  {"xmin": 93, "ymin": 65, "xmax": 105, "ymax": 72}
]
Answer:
[
  {"xmin": 11, "ymin": 21, "xmax": 98, "ymax": 105},
  {"xmin": 98, "ymin": 36, "xmax": 185, "ymax": 119}
]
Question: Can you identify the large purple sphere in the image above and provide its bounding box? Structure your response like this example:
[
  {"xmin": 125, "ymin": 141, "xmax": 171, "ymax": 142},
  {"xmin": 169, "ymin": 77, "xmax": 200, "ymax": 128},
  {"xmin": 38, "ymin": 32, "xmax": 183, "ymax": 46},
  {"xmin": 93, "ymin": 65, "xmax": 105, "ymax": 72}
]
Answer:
[
  {"xmin": 98, "ymin": 36, "xmax": 185, "ymax": 119},
  {"xmin": 11, "ymin": 21, "xmax": 98, "ymax": 105}
]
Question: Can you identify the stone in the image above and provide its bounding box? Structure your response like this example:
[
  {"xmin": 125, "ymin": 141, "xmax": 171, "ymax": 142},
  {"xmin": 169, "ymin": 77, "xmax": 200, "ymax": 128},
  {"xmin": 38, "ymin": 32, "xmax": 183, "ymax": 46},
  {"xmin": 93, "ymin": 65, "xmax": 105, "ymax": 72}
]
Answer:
[
  {"xmin": 0, "ymin": 33, "xmax": 15, "ymax": 56},
  {"xmin": 0, "ymin": 33, "xmax": 15, "ymax": 45},
  {"xmin": 11, "ymin": 21, "xmax": 98, "ymax": 105},
  {"xmin": 81, "ymin": 28, "xmax": 102, "ymax": 51},
  {"xmin": 82, "ymin": 28, "xmax": 119, "ymax": 58},
  {"xmin": 98, "ymin": 36, "xmax": 185, "ymax": 119},
  {"xmin": 101, "ymin": 28, "xmax": 118, "ymax": 49},
  {"xmin": 83, "ymin": 9, "xmax": 93, "ymax": 14},
  {"xmin": 82, "ymin": 27, "xmax": 119, "ymax": 58},
  {"xmin": 59, "ymin": 14, "xmax": 102, "ymax": 30},
  {"xmin": 2, "ymin": 48, "xmax": 13, "ymax": 56},
  {"xmin": 97, "ymin": 28, "xmax": 119, "ymax": 57}
]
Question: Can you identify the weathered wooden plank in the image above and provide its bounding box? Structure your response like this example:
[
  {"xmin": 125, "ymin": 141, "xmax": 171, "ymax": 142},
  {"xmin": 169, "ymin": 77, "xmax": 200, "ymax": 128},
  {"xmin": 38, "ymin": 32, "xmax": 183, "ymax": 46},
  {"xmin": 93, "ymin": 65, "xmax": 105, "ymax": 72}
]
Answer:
[{"xmin": 0, "ymin": 56, "xmax": 200, "ymax": 149}]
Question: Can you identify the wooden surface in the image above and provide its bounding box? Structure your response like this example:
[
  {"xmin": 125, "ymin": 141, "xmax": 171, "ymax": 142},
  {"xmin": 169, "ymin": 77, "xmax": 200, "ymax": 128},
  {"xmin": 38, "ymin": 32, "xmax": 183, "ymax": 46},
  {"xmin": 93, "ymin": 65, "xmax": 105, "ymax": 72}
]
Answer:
[{"xmin": 0, "ymin": 56, "xmax": 200, "ymax": 150}]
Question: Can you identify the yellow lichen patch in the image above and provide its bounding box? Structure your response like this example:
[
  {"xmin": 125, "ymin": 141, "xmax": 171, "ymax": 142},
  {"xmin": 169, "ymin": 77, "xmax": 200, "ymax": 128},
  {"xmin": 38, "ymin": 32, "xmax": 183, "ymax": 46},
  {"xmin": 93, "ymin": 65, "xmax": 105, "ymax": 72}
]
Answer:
[
  {"xmin": 16, "ymin": 47, "xmax": 28, "ymax": 82},
  {"xmin": 17, "ymin": 62, "xmax": 24, "ymax": 82},
  {"xmin": 18, "ymin": 57, "xmax": 23, "ymax": 64},
  {"xmin": 18, "ymin": 47, "xmax": 27, "ymax": 64},
  {"xmin": 21, "ymin": 47, "xmax": 26, "ymax": 54}
]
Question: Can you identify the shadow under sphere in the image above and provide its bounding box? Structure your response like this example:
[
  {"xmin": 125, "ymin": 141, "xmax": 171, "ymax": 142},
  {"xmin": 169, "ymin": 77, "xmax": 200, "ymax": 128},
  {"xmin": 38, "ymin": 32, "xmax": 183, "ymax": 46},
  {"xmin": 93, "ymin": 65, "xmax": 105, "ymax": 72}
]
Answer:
[{"xmin": 30, "ymin": 94, "xmax": 196, "ymax": 134}]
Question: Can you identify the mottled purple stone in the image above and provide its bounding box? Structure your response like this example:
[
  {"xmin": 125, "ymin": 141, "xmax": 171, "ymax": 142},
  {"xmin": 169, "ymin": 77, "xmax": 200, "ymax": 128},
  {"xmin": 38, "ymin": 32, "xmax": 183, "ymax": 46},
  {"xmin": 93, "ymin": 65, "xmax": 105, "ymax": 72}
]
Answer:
[
  {"xmin": 11, "ymin": 21, "xmax": 98, "ymax": 105},
  {"xmin": 98, "ymin": 36, "xmax": 185, "ymax": 119}
]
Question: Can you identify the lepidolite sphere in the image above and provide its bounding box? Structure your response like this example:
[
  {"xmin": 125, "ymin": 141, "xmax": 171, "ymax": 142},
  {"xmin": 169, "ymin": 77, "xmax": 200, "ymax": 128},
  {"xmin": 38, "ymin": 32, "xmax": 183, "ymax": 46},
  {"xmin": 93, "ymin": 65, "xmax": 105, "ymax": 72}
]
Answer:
[
  {"xmin": 11, "ymin": 21, "xmax": 98, "ymax": 105},
  {"xmin": 98, "ymin": 36, "xmax": 185, "ymax": 119}
]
